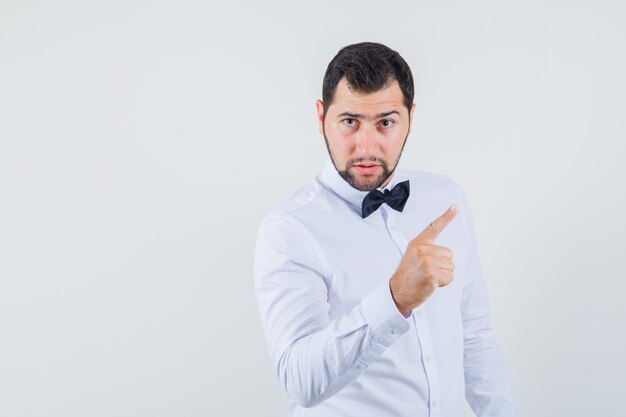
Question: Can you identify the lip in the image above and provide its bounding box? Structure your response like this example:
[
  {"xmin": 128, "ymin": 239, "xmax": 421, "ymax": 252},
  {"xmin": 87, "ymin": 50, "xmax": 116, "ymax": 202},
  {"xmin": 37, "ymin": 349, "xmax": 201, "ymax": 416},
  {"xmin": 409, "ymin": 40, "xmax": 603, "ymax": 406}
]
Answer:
[{"xmin": 353, "ymin": 164, "xmax": 380, "ymax": 175}]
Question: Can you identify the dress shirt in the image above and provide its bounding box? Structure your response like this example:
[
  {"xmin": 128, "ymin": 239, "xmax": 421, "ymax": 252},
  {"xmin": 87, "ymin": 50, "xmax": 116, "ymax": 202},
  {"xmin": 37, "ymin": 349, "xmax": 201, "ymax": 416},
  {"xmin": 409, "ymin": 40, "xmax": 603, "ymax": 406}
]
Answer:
[{"xmin": 254, "ymin": 157, "xmax": 518, "ymax": 417}]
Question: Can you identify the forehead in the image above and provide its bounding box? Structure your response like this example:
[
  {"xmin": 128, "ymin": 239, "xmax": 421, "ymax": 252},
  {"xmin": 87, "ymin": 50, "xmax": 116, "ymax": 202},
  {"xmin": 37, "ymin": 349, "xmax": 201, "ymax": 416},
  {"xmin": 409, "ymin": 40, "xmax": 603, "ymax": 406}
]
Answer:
[{"xmin": 328, "ymin": 77, "xmax": 405, "ymax": 115}]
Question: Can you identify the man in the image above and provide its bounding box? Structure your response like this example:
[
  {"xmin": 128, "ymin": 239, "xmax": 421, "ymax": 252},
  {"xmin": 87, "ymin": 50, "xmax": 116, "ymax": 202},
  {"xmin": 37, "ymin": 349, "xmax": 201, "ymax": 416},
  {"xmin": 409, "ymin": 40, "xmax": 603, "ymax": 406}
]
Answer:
[{"xmin": 254, "ymin": 42, "xmax": 518, "ymax": 417}]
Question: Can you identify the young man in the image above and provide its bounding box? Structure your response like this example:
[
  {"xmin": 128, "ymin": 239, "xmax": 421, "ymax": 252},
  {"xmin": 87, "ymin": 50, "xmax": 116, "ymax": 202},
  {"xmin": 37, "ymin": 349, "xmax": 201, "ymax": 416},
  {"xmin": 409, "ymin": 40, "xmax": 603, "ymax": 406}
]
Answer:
[{"xmin": 254, "ymin": 42, "xmax": 518, "ymax": 417}]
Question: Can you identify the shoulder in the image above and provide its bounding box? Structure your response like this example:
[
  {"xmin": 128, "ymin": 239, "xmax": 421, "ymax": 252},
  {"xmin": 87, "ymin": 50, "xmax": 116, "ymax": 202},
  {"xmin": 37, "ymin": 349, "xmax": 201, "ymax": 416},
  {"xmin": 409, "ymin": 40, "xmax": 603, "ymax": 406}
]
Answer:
[
  {"xmin": 263, "ymin": 177, "xmax": 326, "ymax": 219},
  {"xmin": 254, "ymin": 178, "xmax": 330, "ymax": 273},
  {"xmin": 256, "ymin": 176, "xmax": 331, "ymax": 241}
]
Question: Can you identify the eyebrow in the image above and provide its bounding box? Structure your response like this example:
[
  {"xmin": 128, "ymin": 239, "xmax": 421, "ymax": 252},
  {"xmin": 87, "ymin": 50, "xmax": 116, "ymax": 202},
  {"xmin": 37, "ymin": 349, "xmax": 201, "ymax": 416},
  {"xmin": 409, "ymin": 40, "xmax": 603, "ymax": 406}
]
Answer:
[{"xmin": 336, "ymin": 110, "xmax": 400, "ymax": 121}]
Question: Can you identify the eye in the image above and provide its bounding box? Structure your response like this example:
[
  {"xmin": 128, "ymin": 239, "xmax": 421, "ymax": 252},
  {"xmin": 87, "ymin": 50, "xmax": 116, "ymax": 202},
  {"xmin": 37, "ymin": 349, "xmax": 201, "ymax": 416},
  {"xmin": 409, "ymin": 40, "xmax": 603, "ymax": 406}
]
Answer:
[
  {"xmin": 343, "ymin": 118, "xmax": 358, "ymax": 127},
  {"xmin": 380, "ymin": 119, "xmax": 394, "ymax": 128}
]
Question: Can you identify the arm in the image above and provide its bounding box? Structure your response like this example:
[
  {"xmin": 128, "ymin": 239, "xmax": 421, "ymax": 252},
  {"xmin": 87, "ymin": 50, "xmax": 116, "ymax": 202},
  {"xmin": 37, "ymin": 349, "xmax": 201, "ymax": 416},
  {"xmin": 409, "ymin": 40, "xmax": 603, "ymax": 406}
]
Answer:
[
  {"xmin": 455, "ymin": 184, "xmax": 519, "ymax": 417},
  {"xmin": 253, "ymin": 215, "xmax": 410, "ymax": 408}
]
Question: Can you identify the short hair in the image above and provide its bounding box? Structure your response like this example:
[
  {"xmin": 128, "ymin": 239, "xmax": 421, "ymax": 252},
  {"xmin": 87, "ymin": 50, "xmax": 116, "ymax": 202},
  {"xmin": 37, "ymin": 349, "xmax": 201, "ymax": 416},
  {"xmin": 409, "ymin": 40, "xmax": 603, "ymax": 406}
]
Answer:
[{"xmin": 322, "ymin": 42, "xmax": 414, "ymax": 114}]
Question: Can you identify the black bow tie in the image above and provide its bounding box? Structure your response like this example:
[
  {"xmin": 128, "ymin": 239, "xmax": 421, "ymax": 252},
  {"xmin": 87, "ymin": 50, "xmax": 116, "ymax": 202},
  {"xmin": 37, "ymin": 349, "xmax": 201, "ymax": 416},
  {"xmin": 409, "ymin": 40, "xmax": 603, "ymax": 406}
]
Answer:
[{"xmin": 361, "ymin": 180, "xmax": 410, "ymax": 219}]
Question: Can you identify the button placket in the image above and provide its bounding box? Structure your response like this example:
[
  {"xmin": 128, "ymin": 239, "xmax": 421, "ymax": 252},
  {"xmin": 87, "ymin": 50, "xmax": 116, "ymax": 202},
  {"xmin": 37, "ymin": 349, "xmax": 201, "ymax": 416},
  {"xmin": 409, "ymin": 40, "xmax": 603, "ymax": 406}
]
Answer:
[
  {"xmin": 383, "ymin": 207, "xmax": 441, "ymax": 415},
  {"xmin": 407, "ymin": 294, "xmax": 441, "ymax": 416},
  {"xmin": 384, "ymin": 208, "xmax": 407, "ymax": 255}
]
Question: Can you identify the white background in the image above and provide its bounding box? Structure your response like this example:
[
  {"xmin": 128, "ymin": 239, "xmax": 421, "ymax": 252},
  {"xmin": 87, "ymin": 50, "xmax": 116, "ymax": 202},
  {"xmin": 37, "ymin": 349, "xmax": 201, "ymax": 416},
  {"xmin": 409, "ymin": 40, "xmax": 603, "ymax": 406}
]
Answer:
[{"xmin": 1, "ymin": 1, "xmax": 625, "ymax": 416}]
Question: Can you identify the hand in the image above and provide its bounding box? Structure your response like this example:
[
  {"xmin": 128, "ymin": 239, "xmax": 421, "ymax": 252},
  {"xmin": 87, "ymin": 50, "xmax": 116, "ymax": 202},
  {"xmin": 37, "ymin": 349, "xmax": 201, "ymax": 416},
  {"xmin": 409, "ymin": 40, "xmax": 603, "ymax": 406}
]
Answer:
[{"xmin": 389, "ymin": 204, "xmax": 458, "ymax": 316}]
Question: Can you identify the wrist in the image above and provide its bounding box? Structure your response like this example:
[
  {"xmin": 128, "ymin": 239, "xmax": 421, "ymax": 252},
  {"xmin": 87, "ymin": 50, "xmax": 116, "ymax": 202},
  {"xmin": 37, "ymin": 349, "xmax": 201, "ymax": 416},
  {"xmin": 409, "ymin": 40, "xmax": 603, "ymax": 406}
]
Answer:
[{"xmin": 389, "ymin": 277, "xmax": 411, "ymax": 317}]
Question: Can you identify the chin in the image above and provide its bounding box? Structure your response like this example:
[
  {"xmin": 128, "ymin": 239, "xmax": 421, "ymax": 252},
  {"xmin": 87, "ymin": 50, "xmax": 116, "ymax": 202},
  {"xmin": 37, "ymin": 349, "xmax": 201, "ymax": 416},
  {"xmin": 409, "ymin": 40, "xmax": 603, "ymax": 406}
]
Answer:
[{"xmin": 353, "ymin": 176, "xmax": 384, "ymax": 191}]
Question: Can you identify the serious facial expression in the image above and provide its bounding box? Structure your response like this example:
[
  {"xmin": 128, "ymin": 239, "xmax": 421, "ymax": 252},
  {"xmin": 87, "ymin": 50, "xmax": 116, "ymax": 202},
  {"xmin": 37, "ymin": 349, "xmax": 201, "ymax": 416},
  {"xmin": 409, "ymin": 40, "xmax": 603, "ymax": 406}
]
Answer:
[{"xmin": 317, "ymin": 78, "xmax": 415, "ymax": 191}]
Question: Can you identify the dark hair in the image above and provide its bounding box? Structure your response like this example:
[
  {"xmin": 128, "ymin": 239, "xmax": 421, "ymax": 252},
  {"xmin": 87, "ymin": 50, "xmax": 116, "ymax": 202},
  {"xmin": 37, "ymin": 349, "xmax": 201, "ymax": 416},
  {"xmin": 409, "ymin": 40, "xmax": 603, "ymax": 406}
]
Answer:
[{"xmin": 322, "ymin": 42, "xmax": 414, "ymax": 114}]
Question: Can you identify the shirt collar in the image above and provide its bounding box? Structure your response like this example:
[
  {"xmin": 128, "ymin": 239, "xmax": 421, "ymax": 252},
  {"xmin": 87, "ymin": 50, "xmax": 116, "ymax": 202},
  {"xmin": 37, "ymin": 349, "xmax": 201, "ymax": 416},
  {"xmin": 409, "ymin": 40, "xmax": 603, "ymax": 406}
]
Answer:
[{"xmin": 318, "ymin": 156, "xmax": 401, "ymax": 215}]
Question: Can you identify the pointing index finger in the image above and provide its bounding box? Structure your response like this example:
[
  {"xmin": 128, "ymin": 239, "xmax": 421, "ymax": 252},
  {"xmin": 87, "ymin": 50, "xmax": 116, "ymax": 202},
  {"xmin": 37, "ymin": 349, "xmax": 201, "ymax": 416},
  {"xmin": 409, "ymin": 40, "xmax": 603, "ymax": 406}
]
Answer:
[{"xmin": 416, "ymin": 204, "xmax": 458, "ymax": 243}]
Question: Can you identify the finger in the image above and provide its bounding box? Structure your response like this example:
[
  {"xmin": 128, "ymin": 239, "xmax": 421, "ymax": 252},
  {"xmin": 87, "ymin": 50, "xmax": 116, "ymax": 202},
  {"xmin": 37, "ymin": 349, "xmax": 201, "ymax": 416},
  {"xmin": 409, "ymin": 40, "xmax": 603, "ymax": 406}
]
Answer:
[
  {"xmin": 438, "ymin": 270, "xmax": 454, "ymax": 287},
  {"xmin": 437, "ymin": 258, "xmax": 455, "ymax": 272},
  {"xmin": 415, "ymin": 204, "xmax": 458, "ymax": 243},
  {"xmin": 413, "ymin": 243, "xmax": 453, "ymax": 259}
]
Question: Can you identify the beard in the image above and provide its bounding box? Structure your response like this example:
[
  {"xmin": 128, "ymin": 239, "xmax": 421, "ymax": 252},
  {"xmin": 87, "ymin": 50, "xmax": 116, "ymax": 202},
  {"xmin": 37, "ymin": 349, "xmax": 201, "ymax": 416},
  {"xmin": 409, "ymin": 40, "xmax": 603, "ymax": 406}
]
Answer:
[
  {"xmin": 337, "ymin": 156, "xmax": 394, "ymax": 191},
  {"xmin": 323, "ymin": 131, "xmax": 408, "ymax": 192}
]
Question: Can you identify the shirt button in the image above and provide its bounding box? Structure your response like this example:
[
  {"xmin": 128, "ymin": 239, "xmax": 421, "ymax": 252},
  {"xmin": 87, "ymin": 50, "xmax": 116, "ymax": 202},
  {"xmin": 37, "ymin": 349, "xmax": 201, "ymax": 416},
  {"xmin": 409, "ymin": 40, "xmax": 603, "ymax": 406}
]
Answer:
[
  {"xmin": 432, "ymin": 400, "xmax": 438, "ymax": 407},
  {"xmin": 357, "ymin": 363, "xmax": 366, "ymax": 370},
  {"xmin": 391, "ymin": 328, "xmax": 401, "ymax": 334},
  {"xmin": 389, "ymin": 224, "xmax": 398, "ymax": 231},
  {"xmin": 415, "ymin": 310, "xmax": 423, "ymax": 317},
  {"xmin": 425, "ymin": 354, "xmax": 432, "ymax": 361}
]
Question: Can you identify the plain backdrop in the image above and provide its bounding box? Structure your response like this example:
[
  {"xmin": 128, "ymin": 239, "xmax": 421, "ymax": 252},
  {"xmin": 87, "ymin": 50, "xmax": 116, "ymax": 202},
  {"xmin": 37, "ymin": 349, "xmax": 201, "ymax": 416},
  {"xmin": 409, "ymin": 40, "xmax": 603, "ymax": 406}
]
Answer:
[{"xmin": 1, "ymin": 1, "xmax": 625, "ymax": 416}]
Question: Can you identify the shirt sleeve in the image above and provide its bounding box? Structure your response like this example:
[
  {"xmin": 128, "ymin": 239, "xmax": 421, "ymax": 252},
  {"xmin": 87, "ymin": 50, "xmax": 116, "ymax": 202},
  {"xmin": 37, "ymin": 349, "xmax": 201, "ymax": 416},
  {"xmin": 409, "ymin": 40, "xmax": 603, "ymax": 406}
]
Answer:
[
  {"xmin": 253, "ymin": 214, "xmax": 410, "ymax": 408},
  {"xmin": 454, "ymin": 183, "xmax": 520, "ymax": 417}
]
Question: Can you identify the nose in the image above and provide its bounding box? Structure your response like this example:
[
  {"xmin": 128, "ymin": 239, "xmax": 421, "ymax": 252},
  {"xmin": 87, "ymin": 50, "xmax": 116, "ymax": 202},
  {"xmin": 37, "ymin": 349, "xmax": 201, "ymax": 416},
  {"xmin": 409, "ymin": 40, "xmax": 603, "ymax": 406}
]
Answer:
[{"xmin": 354, "ymin": 124, "xmax": 380, "ymax": 156}]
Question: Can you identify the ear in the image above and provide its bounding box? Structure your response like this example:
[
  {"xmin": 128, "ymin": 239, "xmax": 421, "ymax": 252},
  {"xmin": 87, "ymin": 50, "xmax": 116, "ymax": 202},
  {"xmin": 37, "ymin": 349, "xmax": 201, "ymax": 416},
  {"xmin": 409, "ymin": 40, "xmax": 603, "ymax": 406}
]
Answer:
[
  {"xmin": 315, "ymin": 99, "xmax": 325, "ymax": 135},
  {"xmin": 408, "ymin": 103, "xmax": 416, "ymax": 133}
]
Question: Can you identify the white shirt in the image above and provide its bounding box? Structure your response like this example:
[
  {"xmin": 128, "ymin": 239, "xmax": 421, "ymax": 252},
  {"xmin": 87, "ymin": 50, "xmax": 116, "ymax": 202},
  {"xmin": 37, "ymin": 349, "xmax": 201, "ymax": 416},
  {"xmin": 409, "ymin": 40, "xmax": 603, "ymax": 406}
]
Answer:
[{"xmin": 254, "ymin": 157, "xmax": 518, "ymax": 417}]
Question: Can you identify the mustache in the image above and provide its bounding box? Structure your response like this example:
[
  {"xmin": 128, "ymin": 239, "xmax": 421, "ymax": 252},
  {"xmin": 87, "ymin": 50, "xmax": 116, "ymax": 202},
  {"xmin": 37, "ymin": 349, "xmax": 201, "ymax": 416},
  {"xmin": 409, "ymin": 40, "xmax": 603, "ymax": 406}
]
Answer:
[{"xmin": 348, "ymin": 157, "xmax": 386, "ymax": 166}]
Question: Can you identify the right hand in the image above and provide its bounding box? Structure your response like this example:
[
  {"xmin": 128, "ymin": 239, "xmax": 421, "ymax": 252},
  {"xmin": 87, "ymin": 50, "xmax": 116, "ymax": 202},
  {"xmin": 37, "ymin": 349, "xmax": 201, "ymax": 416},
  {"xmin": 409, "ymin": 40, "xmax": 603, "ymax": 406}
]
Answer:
[{"xmin": 389, "ymin": 204, "xmax": 458, "ymax": 316}]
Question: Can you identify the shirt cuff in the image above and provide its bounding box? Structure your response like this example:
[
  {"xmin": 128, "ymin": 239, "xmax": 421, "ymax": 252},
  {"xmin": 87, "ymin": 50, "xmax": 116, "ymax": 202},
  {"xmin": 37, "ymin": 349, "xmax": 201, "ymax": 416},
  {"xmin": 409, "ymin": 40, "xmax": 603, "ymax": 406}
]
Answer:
[{"xmin": 361, "ymin": 281, "xmax": 411, "ymax": 347}]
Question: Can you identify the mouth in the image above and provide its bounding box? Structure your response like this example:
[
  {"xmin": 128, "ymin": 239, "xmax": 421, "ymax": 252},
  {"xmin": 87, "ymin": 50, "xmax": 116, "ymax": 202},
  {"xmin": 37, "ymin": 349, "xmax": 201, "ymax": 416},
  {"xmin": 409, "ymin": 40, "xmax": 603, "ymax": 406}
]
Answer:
[{"xmin": 353, "ymin": 164, "xmax": 380, "ymax": 175}]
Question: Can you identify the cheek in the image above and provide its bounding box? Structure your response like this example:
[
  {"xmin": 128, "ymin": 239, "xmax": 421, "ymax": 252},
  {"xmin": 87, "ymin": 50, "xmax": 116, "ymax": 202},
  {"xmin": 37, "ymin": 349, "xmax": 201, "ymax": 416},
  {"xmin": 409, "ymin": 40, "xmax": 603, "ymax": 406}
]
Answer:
[
  {"xmin": 388, "ymin": 128, "xmax": 408, "ymax": 149},
  {"xmin": 326, "ymin": 126, "xmax": 353, "ymax": 149},
  {"xmin": 329, "ymin": 123, "xmax": 354, "ymax": 141},
  {"xmin": 375, "ymin": 132, "xmax": 406, "ymax": 160}
]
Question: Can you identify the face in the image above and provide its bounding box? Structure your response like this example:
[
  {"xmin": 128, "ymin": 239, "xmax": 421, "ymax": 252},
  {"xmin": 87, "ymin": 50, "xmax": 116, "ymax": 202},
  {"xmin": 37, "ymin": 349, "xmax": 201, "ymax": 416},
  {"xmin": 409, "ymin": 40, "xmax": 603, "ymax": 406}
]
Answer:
[{"xmin": 316, "ymin": 78, "xmax": 415, "ymax": 191}]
